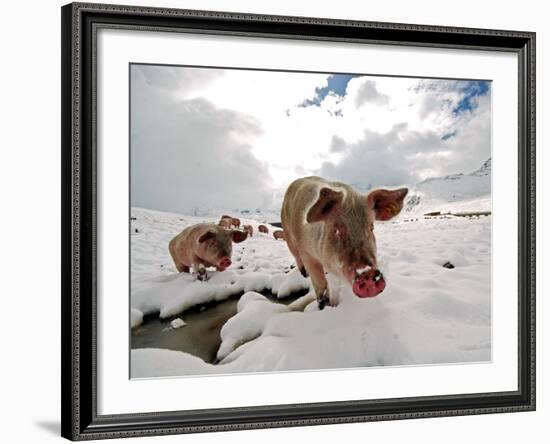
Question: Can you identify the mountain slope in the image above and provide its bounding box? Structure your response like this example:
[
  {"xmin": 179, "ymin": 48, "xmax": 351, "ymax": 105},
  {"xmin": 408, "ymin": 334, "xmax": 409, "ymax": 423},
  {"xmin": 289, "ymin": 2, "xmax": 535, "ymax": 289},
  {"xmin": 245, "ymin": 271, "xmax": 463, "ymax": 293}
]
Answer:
[{"xmin": 404, "ymin": 158, "xmax": 491, "ymax": 215}]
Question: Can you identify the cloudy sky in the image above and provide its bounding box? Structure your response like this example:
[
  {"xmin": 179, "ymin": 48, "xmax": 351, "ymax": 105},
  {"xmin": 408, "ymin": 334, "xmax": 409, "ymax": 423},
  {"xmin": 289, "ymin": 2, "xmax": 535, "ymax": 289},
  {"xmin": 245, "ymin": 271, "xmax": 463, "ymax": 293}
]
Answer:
[{"xmin": 130, "ymin": 64, "xmax": 491, "ymax": 214}]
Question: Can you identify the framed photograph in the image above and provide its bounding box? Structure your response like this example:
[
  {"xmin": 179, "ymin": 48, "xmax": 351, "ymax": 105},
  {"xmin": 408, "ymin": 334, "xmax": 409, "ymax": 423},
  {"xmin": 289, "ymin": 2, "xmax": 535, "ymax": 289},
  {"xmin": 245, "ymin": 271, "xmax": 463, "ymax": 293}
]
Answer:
[{"xmin": 61, "ymin": 2, "xmax": 536, "ymax": 440}]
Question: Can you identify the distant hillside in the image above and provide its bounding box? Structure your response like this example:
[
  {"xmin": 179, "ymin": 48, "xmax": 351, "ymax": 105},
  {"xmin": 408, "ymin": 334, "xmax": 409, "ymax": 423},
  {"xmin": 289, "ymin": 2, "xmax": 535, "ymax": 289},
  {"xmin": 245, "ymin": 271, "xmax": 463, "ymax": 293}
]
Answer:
[{"xmin": 404, "ymin": 158, "xmax": 491, "ymax": 215}]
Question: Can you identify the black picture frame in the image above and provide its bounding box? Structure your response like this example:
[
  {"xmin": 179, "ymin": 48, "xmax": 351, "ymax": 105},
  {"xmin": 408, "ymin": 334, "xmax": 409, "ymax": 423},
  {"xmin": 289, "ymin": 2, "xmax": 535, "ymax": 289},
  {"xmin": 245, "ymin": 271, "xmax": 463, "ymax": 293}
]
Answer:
[{"xmin": 61, "ymin": 2, "xmax": 536, "ymax": 440}]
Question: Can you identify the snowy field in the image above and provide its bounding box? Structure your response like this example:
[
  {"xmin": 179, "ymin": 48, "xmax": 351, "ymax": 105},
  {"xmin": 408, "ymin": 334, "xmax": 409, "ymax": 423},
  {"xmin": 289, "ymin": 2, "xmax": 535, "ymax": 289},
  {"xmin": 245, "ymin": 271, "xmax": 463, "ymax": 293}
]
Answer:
[{"xmin": 130, "ymin": 206, "xmax": 491, "ymax": 378}]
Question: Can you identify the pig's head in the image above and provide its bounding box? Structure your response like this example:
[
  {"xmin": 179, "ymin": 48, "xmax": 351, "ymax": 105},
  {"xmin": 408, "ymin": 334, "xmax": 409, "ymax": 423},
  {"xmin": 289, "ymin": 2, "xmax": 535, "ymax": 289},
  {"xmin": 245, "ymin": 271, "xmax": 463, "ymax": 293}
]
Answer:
[
  {"xmin": 197, "ymin": 227, "xmax": 248, "ymax": 271},
  {"xmin": 306, "ymin": 185, "xmax": 408, "ymax": 298}
]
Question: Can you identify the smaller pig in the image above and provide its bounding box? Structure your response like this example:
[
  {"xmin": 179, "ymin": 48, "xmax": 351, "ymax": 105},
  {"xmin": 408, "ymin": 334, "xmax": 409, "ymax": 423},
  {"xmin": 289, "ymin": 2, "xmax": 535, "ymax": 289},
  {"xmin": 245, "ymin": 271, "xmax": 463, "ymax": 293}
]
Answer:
[
  {"xmin": 231, "ymin": 217, "xmax": 241, "ymax": 229},
  {"xmin": 258, "ymin": 224, "xmax": 269, "ymax": 234},
  {"xmin": 242, "ymin": 224, "xmax": 254, "ymax": 237},
  {"xmin": 169, "ymin": 223, "xmax": 247, "ymax": 281},
  {"xmin": 273, "ymin": 230, "xmax": 285, "ymax": 241},
  {"xmin": 218, "ymin": 217, "xmax": 232, "ymax": 229}
]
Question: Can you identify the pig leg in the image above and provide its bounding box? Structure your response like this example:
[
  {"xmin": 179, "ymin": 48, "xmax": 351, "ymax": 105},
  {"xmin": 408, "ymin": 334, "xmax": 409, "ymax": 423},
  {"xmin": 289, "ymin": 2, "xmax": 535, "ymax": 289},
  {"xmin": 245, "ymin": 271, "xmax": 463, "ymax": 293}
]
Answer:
[
  {"xmin": 286, "ymin": 236, "xmax": 308, "ymax": 278},
  {"xmin": 175, "ymin": 263, "xmax": 190, "ymax": 273},
  {"xmin": 168, "ymin": 242, "xmax": 191, "ymax": 273},
  {"xmin": 302, "ymin": 255, "xmax": 329, "ymax": 309},
  {"xmin": 196, "ymin": 266, "xmax": 208, "ymax": 281},
  {"xmin": 191, "ymin": 258, "xmax": 208, "ymax": 281}
]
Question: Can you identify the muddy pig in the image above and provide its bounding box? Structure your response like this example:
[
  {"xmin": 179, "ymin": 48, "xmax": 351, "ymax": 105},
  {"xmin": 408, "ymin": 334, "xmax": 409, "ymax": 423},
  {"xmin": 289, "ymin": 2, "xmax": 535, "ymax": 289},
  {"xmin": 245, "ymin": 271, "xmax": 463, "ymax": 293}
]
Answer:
[
  {"xmin": 273, "ymin": 230, "xmax": 285, "ymax": 241},
  {"xmin": 281, "ymin": 176, "xmax": 407, "ymax": 309},
  {"xmin": 258, "ymin": 224, "xmax": 269, "ymax": 234},
  {"xmin": 242, "ymin": 224, "xmax": 254, "ymax": 237},
  {"xmin": 169, "ymin": 223, "xmax": 247, "ymax": 281},
  {"xmin": 218, "ymin": 217, "xmax": 232, "ymax": 229}
]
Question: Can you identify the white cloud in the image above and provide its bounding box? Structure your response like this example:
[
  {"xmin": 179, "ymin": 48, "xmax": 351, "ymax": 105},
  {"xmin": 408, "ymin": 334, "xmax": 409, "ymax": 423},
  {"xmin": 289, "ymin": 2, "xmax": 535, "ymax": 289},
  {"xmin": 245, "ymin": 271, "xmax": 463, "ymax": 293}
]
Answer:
[
  {"xmin": 355, "ymin": 79, "xmax": 390, "ymax": 107},
  {"xmin": 138, "ymin": 64, "xmax": 223, "ymax": 93},
  {"xmin": 131, "ymin": 64, "xmax": 491, "ymax": 212},
  {"xmin": 131, "ymin": 66, "xmax": 274, "ymax": 214},
  {"xmin": 317, "ymin": 77, "xmax": 491, "ymax": 187}
]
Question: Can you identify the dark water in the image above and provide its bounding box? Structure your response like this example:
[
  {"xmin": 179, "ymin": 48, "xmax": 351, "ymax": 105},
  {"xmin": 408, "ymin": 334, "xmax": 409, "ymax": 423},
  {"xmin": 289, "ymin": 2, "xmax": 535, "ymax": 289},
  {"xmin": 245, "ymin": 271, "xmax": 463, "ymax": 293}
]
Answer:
[{"xmin": 131, "ymin": 291, "xmax": 305, "ymax": 364}]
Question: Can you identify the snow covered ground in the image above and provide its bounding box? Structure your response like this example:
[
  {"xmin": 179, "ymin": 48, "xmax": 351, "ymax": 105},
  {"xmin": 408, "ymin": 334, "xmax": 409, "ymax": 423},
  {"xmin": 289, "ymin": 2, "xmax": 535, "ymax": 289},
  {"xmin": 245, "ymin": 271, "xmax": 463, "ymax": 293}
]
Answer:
[{"xmin": 130, "ymin": 206, "xmax": 491, "ymax": 378}]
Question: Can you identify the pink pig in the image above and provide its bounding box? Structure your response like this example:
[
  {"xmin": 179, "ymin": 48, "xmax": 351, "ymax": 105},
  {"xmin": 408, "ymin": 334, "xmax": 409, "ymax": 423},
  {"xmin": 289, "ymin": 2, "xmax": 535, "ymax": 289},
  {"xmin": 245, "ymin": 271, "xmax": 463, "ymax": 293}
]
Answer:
[
  {"xmin": 218, "ymin": 217, "xmax": 232, "ymax": 229},
  {"xmin": 169, "ymin": 223, "xmax": 247, "ymax": 281},
  {"xmin": 282, "ymin": 176, "xmax": 407, "ymax": 309},
  {"xmin": 242, "ymin": 224, "xmax": 254, "ymax": 237}
]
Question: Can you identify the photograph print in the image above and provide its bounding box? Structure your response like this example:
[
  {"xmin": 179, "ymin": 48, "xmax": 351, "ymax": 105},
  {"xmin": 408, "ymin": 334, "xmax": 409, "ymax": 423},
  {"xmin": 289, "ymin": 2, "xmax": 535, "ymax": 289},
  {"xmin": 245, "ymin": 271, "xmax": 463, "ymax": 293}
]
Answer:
[{"xmin": 129, "ymin": 64, "xmax": 492, "ymax": 378}]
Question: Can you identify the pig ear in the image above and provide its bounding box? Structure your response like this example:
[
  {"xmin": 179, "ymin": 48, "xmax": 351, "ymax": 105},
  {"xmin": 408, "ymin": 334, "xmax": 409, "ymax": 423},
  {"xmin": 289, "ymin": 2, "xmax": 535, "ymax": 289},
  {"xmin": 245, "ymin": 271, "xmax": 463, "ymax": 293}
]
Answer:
[
  {"xmin": 198, "ymin": 230, "xmax": 216, "ymax": 243},
  {"xmin": 366, "ymin": 188, "xmax": 408, "ymax": 221},
  {"xmin": 231, "ymin": 230, "xmax": 248, "ymax": 243},
  {"xmin": 306, "ymin": 187, "xmax": 344, "ymax": 223}
]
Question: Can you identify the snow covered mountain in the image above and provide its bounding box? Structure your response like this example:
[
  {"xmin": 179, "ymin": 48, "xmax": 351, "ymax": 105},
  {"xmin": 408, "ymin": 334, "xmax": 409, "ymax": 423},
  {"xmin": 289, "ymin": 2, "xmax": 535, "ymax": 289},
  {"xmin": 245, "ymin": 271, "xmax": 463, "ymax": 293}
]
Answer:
[{"xmin": 403, "ymin": 158, "xmax": 491, "ymax": 215}]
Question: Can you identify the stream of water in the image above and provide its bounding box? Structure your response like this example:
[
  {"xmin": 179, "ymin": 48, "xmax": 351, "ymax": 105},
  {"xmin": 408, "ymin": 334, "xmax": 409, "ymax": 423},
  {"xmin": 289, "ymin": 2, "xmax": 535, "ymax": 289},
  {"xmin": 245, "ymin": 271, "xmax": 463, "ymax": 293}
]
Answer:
[{"xmin": 131, "ymin": 291, "xmax": 304, "ymax": 363}]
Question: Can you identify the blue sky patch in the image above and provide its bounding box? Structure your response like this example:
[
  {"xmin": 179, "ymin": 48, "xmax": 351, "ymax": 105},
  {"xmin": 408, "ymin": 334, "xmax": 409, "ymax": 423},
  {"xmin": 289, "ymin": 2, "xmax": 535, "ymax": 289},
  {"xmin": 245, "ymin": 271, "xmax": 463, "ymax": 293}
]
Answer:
[
  {"xmin": 453, "ymin": 80, "xmax": 490, "ymax": 115},
  {"xmin": 299, "ymin": 74, "xmax": 359, "ymax": 107}
]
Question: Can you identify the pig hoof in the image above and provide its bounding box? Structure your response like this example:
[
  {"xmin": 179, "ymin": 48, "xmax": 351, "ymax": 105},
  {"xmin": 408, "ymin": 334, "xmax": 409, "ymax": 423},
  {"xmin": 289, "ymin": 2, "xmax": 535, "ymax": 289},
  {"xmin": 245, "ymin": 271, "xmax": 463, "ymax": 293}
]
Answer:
[
  {"xmin": 317, "ymin": 290, "xmax": 329, "ymax": 310},
  {"xmin": 196, "ymin": 270, "xmax": 208, "ymax": 281},
  {"xmin": 300, "ymin": 266, "xmax": 309, "ymax": 278}
]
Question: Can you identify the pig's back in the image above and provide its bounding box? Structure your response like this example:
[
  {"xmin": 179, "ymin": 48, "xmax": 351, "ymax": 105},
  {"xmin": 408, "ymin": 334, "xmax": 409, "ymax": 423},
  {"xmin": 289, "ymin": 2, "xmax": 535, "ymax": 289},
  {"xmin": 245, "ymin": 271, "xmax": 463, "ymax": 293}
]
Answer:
[
  {"xmin": 282, "ymin": 176, "xmax": 336, "ymax": 245},
  {"xmin": 282, "ymin": 176, "xmax": 353, "ymax": 236},
  {"xmin": 170, "ymin": 223, "xmax": 211, "ymax": 253}
]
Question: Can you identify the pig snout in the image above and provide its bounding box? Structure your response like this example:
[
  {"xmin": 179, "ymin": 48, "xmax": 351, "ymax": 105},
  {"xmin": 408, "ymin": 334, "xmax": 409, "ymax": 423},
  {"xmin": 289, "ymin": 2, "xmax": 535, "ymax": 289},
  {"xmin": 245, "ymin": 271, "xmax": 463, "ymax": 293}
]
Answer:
[
  {"xmin": 352, "ymin": 268, "xmax": 386, "ymax": 298},
  {"xmin": 218, "ymin": 257, "xmax": 232, "ymax": 271}
]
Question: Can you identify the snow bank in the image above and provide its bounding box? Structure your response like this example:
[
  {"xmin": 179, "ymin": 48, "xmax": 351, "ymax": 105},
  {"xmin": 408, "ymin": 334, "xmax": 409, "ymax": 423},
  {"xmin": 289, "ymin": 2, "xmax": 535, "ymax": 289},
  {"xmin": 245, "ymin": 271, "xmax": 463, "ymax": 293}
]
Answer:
[
  {"xmin": 132, "ymin": 348, "xmax": 217, "ymax": 378},
  {"xmin": 130, "ymin": 308, "xmax": 143, "ymax": 328},
  {"xmin": 217, "ymin": 292, "xmax": 290, "ymax": 361},
  {"xmin": 132, "ymin": 268, "xmax": 308, "ymax": 320}
]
